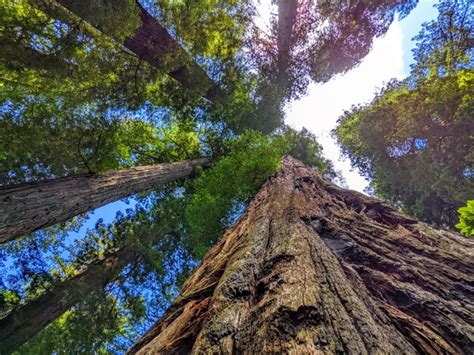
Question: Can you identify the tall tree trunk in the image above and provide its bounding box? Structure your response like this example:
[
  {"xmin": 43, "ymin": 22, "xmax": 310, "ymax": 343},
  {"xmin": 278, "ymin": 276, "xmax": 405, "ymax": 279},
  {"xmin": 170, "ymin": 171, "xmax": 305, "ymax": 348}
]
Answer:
[
  {"xmin": 0, "ymin": 157, "xmax": 211, "ymax": 244},
  {"xmin": 129, "ymin": 156, "xmax": 473, "ymax": 354},
  {"xmin": 0, "ymin": 248, "xmax": 135, "ymax": 354},
  {"xmin": 276, "ymin": 0, "xmax": 297, "ymax": 92},
  {"xmin": 31, "ymin": 0, "xmax": 222, "ymax": 102}
]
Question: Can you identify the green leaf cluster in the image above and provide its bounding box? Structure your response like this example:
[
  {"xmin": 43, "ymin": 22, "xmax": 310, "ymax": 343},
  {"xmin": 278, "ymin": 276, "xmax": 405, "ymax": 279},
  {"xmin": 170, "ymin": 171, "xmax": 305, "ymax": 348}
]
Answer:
[
  {"xmin": 155, "ymin": 0, "xmax": 252, "ymax": 60},
  {"xmin": 0, "ymin": 115, "xmax": 203, "ymax": 184},
  {"xmin": 185, "ymin": 130, "xmax": 286, "ymax": 258},
  {"xmin": 456, "ymin": 200, "xmax": 474, "ymax": 237}
]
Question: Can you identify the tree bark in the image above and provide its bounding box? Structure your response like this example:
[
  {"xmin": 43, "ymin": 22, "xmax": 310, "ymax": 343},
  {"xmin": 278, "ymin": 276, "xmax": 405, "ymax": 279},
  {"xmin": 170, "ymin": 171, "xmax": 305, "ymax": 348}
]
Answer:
[
  {"xmin": 276, "ymin": 0, "xmax": 297, "ymax": 91},
  {"xmin": 0, "ymin": 248, "xmax": 135, "ymax": 354},
  {"xmin": 0, "ymin": 157, "xmax": 211, "ymax": 244},
  {"xmin": 129, "ymin": 156, "xmax": 473, "ymax": 354},
  {"xmin": 32, "ymin": 0, "xmax": 222, "ymax": 102}
]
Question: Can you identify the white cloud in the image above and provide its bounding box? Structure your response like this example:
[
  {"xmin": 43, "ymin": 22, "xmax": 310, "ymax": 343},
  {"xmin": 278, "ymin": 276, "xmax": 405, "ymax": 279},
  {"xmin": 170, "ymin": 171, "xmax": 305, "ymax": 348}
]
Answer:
[{"xmin": 285, "ymin": 21, "xmax": 405, "ymax": 193}]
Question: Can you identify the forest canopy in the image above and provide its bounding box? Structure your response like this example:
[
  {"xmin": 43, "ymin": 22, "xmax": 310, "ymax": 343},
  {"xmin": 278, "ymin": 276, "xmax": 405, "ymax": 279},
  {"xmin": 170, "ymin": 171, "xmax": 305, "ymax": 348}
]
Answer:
[{"xmin": 0, "ymin": 0, "xmax": 472, "ymax": 353}]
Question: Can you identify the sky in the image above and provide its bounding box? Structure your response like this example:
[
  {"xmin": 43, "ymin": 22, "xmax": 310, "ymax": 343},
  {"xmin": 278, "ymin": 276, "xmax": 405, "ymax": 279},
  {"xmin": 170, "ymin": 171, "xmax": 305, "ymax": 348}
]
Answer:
[{"xmin": 282, "ymin": 0, "xmax": 438, "ymax": 193}]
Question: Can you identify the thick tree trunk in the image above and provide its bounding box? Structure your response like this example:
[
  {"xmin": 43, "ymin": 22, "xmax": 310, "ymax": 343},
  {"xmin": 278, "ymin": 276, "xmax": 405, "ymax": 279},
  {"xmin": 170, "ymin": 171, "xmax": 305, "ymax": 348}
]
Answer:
[
  {"xmin": 32, "ymin": 0, "xmax": 222, "ymax": 102},
  {"xmin": 0, "ymin": 157, "xmax": 211, "ymax": 244},
  {"xmin": 129, "ymin": 156, "xmax": 473, "ymax": 354},
  {"xmin": 0, "ymin": 248, "xmax": 135, "ymax": 354}
]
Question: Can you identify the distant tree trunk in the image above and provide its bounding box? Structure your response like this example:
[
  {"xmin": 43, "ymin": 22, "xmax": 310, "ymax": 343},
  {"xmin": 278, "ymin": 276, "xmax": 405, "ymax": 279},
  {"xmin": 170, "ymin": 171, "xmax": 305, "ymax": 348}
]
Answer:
[
  {"xmin": 0, "ymin": 157, "xmax": 211, "ymax": 244},
  {"xmin": 276, "ymin": 0, "xmax": 297, "ymax": 92},
  {"xmin": 31, "ymin": 0, "xmax": 222, "ymax": 102},
  {"xmin": 0, "ymin": 248, "xmax": 135, "ymax": 354},
  {"xmin": 129, "ymin": 156, "xmax": 473, "ymax": 354}
]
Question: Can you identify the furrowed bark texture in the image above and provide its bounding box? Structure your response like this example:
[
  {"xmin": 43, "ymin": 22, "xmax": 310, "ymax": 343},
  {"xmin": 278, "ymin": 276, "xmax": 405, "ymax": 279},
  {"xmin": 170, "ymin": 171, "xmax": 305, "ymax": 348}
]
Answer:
[
  {"xmin": 0, "ymin": 249, "xmax": 135, "ymax": 354},
  {"xmin": 49, "ymin": 0, "xmax": 221, "ymax": 102},
  {"xmin": 0, "ymin": 157, "xmax": 210, "ymax": 244},
  {"xmin": 129, "ymin": 156, "xmax": 473, "ymax": 354}
]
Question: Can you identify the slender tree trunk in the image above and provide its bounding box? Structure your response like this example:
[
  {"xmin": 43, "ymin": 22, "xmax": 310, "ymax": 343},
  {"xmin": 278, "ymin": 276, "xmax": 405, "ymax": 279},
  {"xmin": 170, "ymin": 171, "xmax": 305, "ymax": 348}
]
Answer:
[
  {"xmin": 0, "ymin": 248, "xmax": 135, "ymax": 354},
  {"xmin": 276, "ymin": 0, "xmax": 297, "ymax": 92},
  {"xmin": 129, "ymin": 156, "xmax": 473, "ymax": 354},
  {"xmin": 31, "ymin": 0, "xmax": 221, "ymax": 102},
  {"xmin": 0, "ymin": 157, "xmax": 211, "ymax": 244}
]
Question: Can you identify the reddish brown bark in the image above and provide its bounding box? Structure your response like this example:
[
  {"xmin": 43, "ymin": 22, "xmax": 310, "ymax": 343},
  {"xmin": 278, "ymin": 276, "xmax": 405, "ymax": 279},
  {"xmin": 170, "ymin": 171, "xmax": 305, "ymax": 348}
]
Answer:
[
  {"xmin": 129, "ymin": 156, "xmax": 473, "ymax": 354},
  {"xmin": 0, "ymin": 157, "xmax": 211, "ymax": 244},
  {"xmin": 0, "ymin": 248, "xmax": 135, "ymax": 354}
]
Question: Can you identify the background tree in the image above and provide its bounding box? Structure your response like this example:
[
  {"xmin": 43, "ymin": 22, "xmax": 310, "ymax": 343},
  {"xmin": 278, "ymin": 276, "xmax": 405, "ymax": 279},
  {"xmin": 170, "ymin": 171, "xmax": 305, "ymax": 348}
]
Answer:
[
  {"xmin": 334, "ymin": 0, "xmax": 473, "ymax": 227},
  {"xmin": 247, "ymin": 0, "xmax": 418, "ymax": 118},
  {"xmin": 0, "ymin": 156, "xmax": 210, "ymax": 244},
  {"xmin": 1, "ymin": 182, "xmax": 194, "ymax": 353},
  {"xmin": 0, "ymin": 247, "xmax": 137, "ymax": 353}
]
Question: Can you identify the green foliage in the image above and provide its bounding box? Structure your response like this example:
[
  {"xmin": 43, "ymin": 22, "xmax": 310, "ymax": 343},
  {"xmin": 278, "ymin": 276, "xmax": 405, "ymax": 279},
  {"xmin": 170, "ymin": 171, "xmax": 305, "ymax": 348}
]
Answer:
[
  {"xmin": 0, "ymin": 115, "xmax": 203, "ymax": 184},
  {"xmin": 185, "ymin": 128, "xmax": 334, "ymax": 258},
  {"xmin": 15, "ymin": 293, "xmax": 143, "ymax": 354},
  {"xmin": 0, "ymin": 0, "xmax": 167, "ymax": 108},
  {"xmin": 59, "ymin": 0, "xmax": 141, "ymax": 41},
  {"xmin": 334, "ymin": 0, "xmax": 473, "ymax": 227},
  {"xmin": 155, "ymin": 0, "xmax": 252, "ymax": 60},
  {"xmin": 280, "ymin": 126, "xmax": 337, "ymax": 180},
  {"xmin": 185, "ymin": 130, "xmax": 286, "ymax": 257},
  {"xmin": 0, "ymin": 289, "xmax": 20, "ymax": 316},
  {"xmin": 335, "ymin": 70, "xmax": 473, "ymax": 227},
  {"xmin": 456, "ymin": 200, "xmax": 474, "ymax": 237},
  {"xmin": 411, "ymin": 0, "xmax": 473, "ymax": 79}
]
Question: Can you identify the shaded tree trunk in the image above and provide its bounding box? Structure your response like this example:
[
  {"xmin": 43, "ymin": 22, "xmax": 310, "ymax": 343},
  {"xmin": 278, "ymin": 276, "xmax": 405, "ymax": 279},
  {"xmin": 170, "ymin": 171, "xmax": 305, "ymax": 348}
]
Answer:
[
  {"xmin": 31, "ymin": 0, "xmax": 222, "ymax": 102},
  {"xmin": 0, "ymin": 248, "xmax": 135, "ymax": 354},
  {"xmin": 0, "ymin": 157, "xmax": 211, "ymax": 244},
  {"xmin": 129, "ymin": 156, "xmax": 473, "ymax": 354}
]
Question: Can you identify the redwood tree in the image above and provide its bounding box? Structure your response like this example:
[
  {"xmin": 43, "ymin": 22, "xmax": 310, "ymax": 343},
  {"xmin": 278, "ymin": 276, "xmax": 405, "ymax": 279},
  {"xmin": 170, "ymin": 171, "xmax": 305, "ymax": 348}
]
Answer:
[
  {"xmin": 0, "ymin": 248, "xmax": 136, "ymax": 354},
  {"xmin": 0, "ymin": 157, "xmax": 210, "ymax": 244},
  {"xmin": 129, "ymin": 156, "xmax": 473, "ymax": 354},
  {"xmin": 29, "ymin": 0, "xmax": 222, "ymax": 102}
]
